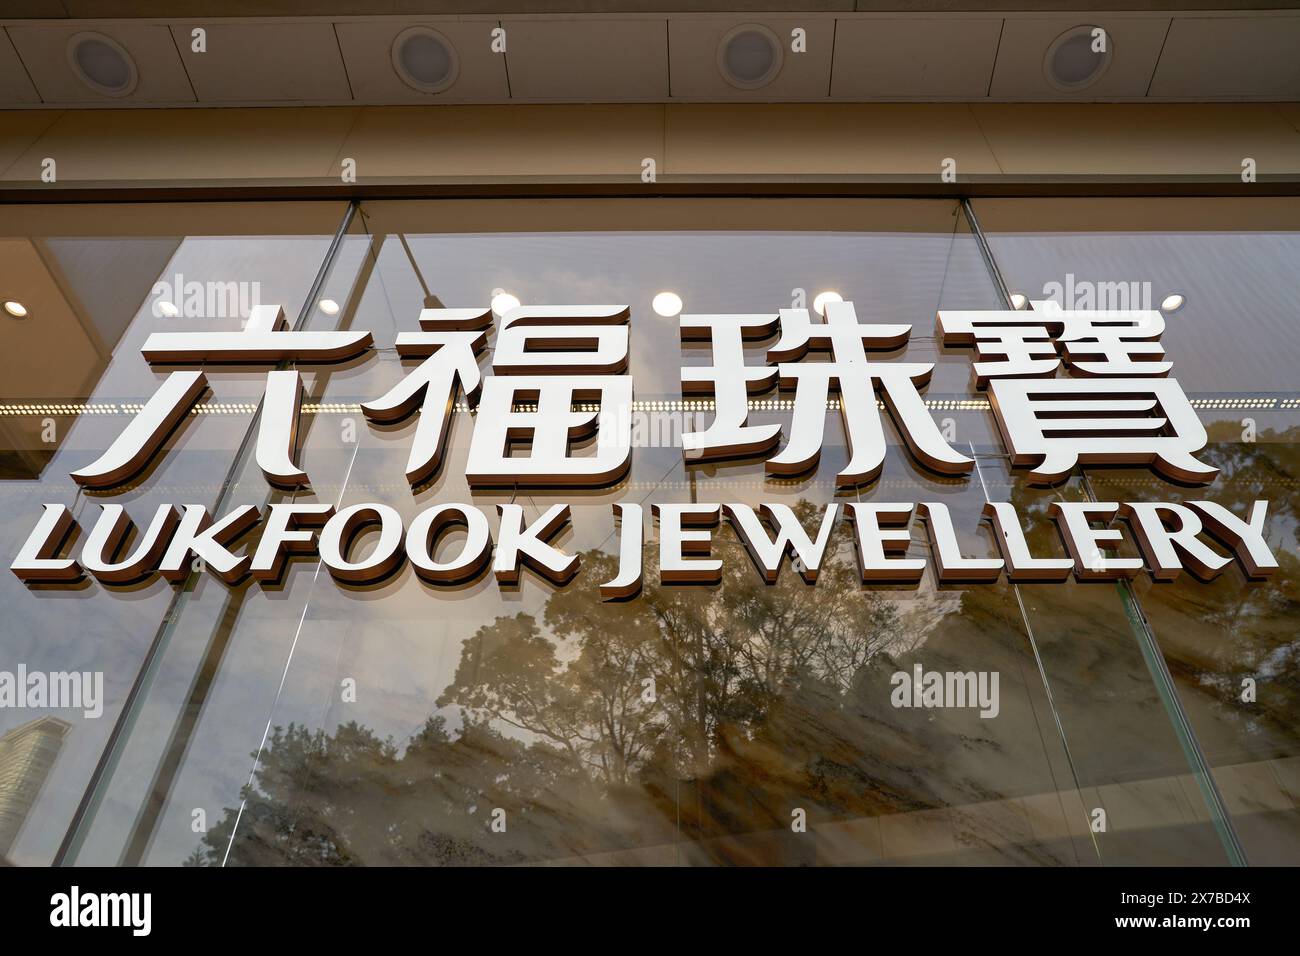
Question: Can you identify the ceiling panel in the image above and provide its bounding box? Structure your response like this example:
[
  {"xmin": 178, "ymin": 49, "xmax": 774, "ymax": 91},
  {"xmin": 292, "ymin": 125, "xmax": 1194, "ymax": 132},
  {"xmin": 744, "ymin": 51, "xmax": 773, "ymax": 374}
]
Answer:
[
  {"xmin": 831, "ymin": 17, "xmax": 1002, "ymax": 99},
  {"xmin": 24, "ymin": 1, "xmax": 1294, "ymax": 16},
  {"xmin": 669, "ymin": 16, "xmax": 832, "ymax": 100},
  {"xmin": 501, "ymin": 18, "xmax": 668, "ymax": 101},
  {"xmin": 990, "ymin": 16, "xmax": 1170, "ymax": 100},
  {"xmin": 0, "ymin": 29, "xmax": 40, "ymax": 105},
  {"xmin": 7, "ymin": 21, "xmax": 194, "ymax": 104},
  {"xmin": 0, "ymin": 12, "xmax": 1292, "ymax": 108},
  {"xmin": 334, "ymin": 18, "xmax": 508, "ymax": 104},
  {"xmin": 170, "ymin": 21, "xmax": 351, "ymax": 103},
  {"xmin": 1149, "ymin": 16, "xmax": 1300, "ymax": 99},
  {"xmin": 6, "ymin": 0, "xmax": 84, "ymax": 17}
]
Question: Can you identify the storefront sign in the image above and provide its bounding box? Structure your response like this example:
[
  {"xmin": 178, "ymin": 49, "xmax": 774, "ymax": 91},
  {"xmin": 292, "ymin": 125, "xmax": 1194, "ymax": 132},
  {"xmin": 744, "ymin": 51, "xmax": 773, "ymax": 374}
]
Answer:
[{"xmin": 11, "ymin": 300, "xmax": 1278, "ymax": 594}]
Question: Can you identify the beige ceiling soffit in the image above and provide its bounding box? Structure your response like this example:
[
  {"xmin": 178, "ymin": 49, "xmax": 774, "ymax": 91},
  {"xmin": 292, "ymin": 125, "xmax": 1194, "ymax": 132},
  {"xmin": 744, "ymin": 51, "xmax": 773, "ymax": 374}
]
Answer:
[
  {"xmin": 0, "ymin": 10, "xmax": 1297, "ymax": 107},
  {"xmin": 1, "ymin": 2, "xmax": 1295, "ymax": 15},
  {"xmin": 3, "ymin": 101, "xmax": 1297, "ymax": 183}
]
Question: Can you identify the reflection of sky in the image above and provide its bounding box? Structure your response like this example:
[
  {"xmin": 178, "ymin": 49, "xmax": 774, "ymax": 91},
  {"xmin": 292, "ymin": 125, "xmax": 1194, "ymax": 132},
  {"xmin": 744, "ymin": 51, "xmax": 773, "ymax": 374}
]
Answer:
[
  {"xmin": 982, "ymin": 229, "xmax": 1300, "ymax": 394},
  {"xmin": 361, "ymin": 229, "xmax": 1003, "ymax": 398}
]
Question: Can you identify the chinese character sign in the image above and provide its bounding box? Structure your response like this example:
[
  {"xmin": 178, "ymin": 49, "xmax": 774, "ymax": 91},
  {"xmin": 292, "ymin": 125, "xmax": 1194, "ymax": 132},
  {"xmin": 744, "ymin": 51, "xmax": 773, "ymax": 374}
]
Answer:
[
  {"xmin": 64, "ymin": 296, "xmax": 1218, "ymax": 493},
  {"xmin": 938, "ymin": 299, "xmax": 1216, "ymax": 484},
  {"xmin": 13, "ymin": 293, "xmax": 1269, "ymax": 595},
  {"xmin": 683, "ymin": 300, "xmax": 973, "ymax": 485}
]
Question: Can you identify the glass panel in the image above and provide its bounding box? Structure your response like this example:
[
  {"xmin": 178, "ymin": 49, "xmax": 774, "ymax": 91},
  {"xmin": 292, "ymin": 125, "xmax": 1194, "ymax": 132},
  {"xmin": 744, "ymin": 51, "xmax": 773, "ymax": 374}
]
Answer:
[
  {"xmin": 6, "ymin": 196, "xmax": 1252, "ymax": 867},
  {"xmin": 1001, "ymin": 473, "xmax": 1230, "ymax": 865},
  {"xmin": 77, "ymin": 197, "xmax": 1210, "ymax": 867},
  {"xmin": 973, "ymin": 197, "xmax": 1300, "ymax": 865},
  {"xmin": 0, "ymin": 202, "xmax": 350, "ymax": 865}
]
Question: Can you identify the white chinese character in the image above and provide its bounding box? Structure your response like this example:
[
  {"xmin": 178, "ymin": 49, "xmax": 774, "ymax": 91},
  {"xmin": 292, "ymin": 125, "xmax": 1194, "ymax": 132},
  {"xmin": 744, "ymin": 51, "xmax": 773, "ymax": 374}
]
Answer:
[
  {"xmin": 939, "ymin": 300, "xmax": 1214, "ymax": 484},
  {"xmin": 71, "ymin": 304, "xmax": 372, "ymax": 489},
  {"xmin": 465, "ymin": 305, "xmax": 633, "ymax": 487}
]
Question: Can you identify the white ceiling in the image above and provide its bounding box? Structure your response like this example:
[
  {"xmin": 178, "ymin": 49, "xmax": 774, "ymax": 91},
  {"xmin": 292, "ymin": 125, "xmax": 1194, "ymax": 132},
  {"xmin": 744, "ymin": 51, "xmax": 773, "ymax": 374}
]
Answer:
[{"xmin": 0, "ymin": 10, "xmax": 1297, "ymax": 108}]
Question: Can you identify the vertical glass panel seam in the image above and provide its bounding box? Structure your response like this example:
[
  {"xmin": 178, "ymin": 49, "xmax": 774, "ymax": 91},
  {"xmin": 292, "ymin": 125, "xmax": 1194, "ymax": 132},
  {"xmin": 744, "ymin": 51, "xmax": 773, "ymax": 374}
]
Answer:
[
  {"xmin": 54, "ymin": 200, "xmax": 360, "ymax": 866},
  {"xmin": 961, "ymin": 198, "xmax": 1249, "ymax": 868}
]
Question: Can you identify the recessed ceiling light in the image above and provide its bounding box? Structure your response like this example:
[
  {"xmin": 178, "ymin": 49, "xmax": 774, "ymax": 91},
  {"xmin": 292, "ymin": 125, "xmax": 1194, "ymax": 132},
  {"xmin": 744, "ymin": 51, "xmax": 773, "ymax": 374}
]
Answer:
[
  {"xmin": 1009, "ymin": 293, "xmax": 1028, "ymax": 310},
  {"xmin": 66, "ymin": 32, "xmax": 138, "ymax": 98},
  {"xmin": 3, "ymin": 300, "xmax": 28, "ymax": 318},
  {"xmin": 813, "ymin": 291, "xmax": 843, "ymax": 316},
  {"xmin": 391, "ymin": 26, "xmax": 460, "ymax": 95},
  {"xmin": 717, "ymin": 24, "xmax": 783, "ymax": 91},
  {"xmin": 1043, "ymin": 25, "xmax": 1113, "ymax": 93},
  {"xmin": 156, "ymin": 300, "xmax": 179, "ymax": 318},
  {"xmin": 491, "ymin": 292, "xmax": 521, "ymax": 316},
  {"xmin": 652, "ymin": 291, "xmax": 683, "ymax": 318},
  {"xmin": 1160, "ymin": 293, "xmax": 1186, "ymax": 313},
  {"xmin": 318, "ymin": 298, "xmax": 341, "ymax": 315}
]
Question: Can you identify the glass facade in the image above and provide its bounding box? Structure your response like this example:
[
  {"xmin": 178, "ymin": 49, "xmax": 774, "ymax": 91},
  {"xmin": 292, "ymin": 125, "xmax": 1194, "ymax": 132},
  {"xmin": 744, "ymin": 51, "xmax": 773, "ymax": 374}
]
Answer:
[
  {"xmin": 977, "ymin": 198, "xmax": 1300, "ymax": 866},
  {"xmin": 0, "ymin": 196, "xmax": 1296, "ymax": 866}
]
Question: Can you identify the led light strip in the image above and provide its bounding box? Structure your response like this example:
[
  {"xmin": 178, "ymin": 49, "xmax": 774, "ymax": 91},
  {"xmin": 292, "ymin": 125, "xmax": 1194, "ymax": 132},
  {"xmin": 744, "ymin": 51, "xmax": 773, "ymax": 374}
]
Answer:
[{"xmin": 0, "ymin": 396, "xmax": 1294, "ymax": 416}]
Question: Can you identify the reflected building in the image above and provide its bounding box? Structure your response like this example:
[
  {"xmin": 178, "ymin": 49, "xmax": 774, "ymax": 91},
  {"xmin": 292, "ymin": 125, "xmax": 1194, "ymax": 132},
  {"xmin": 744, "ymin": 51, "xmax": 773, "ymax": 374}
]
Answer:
[{"xmin": 0, "ymin": 716, "xmax": 71, "ymax": 859}]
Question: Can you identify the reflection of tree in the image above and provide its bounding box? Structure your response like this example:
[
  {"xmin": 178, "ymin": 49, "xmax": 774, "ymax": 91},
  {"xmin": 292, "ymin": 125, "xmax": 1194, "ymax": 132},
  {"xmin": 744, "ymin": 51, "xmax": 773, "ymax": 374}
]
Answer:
[
  {"xmin": 434, "ymin": 608, "xmax": 663, "ymax": 786},
  {"xmin": 196, "ymin": 715, "xmax": 615, "ymax": 866},
  {"xmin": 1092, "ymin": 428, "xmax": 1300, "ymax": 754},
  {"xmin": 440, "ymin": 501, "xmax": 902, "ymax": 784},
  {"xmin": 188, "ymin": 438, "xmax": 1300, "ymax": 867},
  {"xmin": 193, "ymin": 499, "xmax": 939, "ymax": 866}
]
